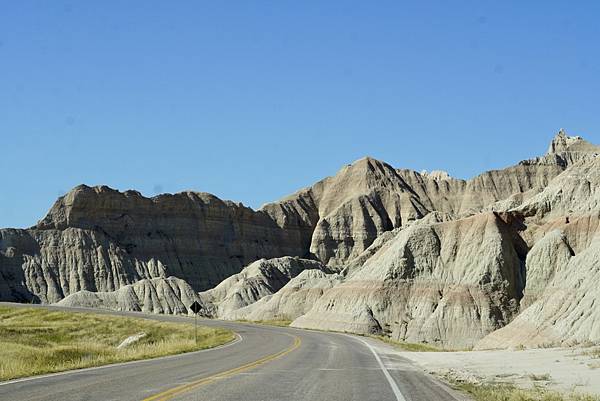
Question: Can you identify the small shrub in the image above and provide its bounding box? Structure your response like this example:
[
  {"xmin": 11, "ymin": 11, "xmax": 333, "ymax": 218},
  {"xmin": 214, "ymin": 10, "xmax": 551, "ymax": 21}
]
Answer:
[
  {"xmin": 529, "ymin": 373, "xmax": 552, "ymax": 381},
  {"xmin": 453, "ymin": 380, "xmax": 600, "ymax": 401}
]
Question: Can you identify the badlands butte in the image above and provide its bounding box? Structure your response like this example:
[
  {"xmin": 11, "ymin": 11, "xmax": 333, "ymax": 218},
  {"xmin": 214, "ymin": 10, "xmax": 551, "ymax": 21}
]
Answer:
[{"xmin": 1, "ymin": 129, "xmax": 599, "ymax": 350}]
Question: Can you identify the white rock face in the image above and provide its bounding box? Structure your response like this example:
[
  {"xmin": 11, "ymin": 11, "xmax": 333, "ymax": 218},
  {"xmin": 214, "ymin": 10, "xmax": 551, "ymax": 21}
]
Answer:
[
  {"xmin": 198, "ymin": 257, "xmax": 330, "ymax": 318},
  {"xmin": 262, "ymin": 145, "xmax": 569, "ymax": 267},
  {"xmin": 520, "ymin": 230, "xmax": 573, "ymax": 308},
  {"xmin": 546, "ymin": 128, "xmax": 598, "ymax": 157},
  {"xmin": 292, "ymin": 212, "xmax": 527, "ymax": 349},
  {"xmin": 228, "ymin": 269, "xmax": 343, "ymax": 321},
  {"xmin": 0, "ymin": 186, "xmax": 312, "ymax": 304},
  {"xmin": 476, "ymin": 223, "xmax": 600, "ymax": 349},
  {"xmin": 473, "ymin": 141, "xmax": 600, "ymax": 348},
  {"xmin": 516, "ymin": 156, "xmax": 600, "ymax": 220},
  {"xmin": 420, "ymin": 170, "xmax": 452, "ymax": 181},
  {"xmin": 3, "ymin": 129, "xmax": 600, "ymax": 350},
  {"xmin": 57, "ymin": 277, "xmax": 205, "ymax": 315},
  {"xmin": 0, "ymin": 228, "xmax": 170, "ymax": 304}
]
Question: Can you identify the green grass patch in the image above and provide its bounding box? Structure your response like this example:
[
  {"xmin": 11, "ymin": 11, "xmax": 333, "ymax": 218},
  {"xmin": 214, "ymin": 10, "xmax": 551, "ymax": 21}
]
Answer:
[
  {"xmin": 452, "ymin": 380, "xmax": 600, "ymax": 401},
  {"xmin": 0, "ymin": 306, "xmax": 234, "ymax": 381}
]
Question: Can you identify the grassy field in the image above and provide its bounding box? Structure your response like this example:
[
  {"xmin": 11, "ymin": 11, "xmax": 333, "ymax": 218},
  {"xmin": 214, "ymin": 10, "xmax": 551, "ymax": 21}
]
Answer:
[
  {"xmin": 452, "ymin": 381, "xmax": 600, "ymax": 401},
  {"xmin": 0, "ymin": 306, "xmax": 234, "ymax": 381}
]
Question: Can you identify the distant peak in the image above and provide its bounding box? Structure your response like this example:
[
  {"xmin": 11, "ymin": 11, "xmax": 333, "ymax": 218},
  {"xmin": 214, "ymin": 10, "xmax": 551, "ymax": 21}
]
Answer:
[
  {"xmin": 343, "ymin": 156, "xmax": 391, "ymax": 173},
  {"xmin": 547, "ymin": 129, "xmax": 584, "ymax": 154},
  {"xmin": 352, "ymin": 156, "xmax": 382, "ymax": 165},
  {"xmin": 421, "ymin": 170, "xmax": 452, "ymax": 180}
]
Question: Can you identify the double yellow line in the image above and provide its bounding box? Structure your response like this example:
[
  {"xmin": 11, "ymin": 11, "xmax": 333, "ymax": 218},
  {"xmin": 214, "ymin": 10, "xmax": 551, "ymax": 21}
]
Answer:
[{"xmin": 143, "ymin": 335, "xmax": 301, "ymax": 401}]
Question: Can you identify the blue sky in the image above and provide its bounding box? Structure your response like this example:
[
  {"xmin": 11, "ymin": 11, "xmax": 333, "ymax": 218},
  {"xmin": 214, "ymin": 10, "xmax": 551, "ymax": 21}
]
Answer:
[{"xmin": 1, "ymin": 1, "xmax": 599, "ymax": 228}]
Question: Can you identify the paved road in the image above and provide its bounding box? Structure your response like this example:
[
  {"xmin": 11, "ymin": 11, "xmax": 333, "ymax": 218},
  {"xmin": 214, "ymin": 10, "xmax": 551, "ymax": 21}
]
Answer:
[{"xmin": 0, "ymin": 303, "xmax": 466, "ymax": 401}]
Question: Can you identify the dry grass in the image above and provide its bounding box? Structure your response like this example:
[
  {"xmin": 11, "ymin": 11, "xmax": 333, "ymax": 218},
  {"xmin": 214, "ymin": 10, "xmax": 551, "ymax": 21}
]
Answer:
[
  {"xmin": 235, "ymin": 319, "xmax": 292, "ymax": 327},
  {"xmin": 252, "ymin": 319, "xmax": 293, "ymax": 327},
  {"xmin": 586, "ymin": 347, "xmax": 600, "ymax": 359},
  {"xmin": 372, "ymin": 335, "xmax": 444, "ymax": 352},
  {"xmin": 529, "ymin": 373, "xmax": 553, "ymax": 382},
  {"xmin": 0, "ymin": 306, "xmax": 234, "ymax": 381},
  {"xmin": 452, "ymin": 381, "xmax": 600, "ymax": 401}
]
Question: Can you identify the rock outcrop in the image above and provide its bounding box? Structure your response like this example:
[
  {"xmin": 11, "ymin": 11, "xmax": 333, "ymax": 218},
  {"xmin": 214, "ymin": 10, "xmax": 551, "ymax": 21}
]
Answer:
[
  {"xmin": 0, "ymin": 227, "xmax": 161, "ymax": 304},
  {"xmin": 263, "ymin": 146, "xmax": 569, "ymax": 268},
  {"xmin": 57, "ymin": 276, "xmax": 205, "ymax": 315},
  {"xmin": 227, "ymin": 269, "xmax": 344, "ymax": 321},
  {"xmin": 516, "ymin": 157, "xmax": 600, "ymax": 221},
  {"xmin": 38, "ymin": 186, "xmax": 311, "ymax": 289},
  {"xmin": 2, "ymin": 129, "xmax": 600, "ymax": 350},
  {"xmin": 475, "ymin": 151, "xmax": 600, "ymax": 349},
  {"xmin": 519, "ymin": 230, "xmax": 573, "ymax": 308},
  {"xmin": 198, "ymin": 256, "xmax": 330, "ymax": 318},
  {"xmin": 0, "ymin": 187, "xmax": 311, "ymax": 303},
  {"xmin": 262, "ymin": 157, "xmax": 430, "ymax": 267},
  {"xmin": 292, "ymin": 212, "xmax": 527, "ymax": 349},
  {"xmin": 476, "ymin": 222, "xmax": 600, "ymax": 349},
  {"xmin": 546, "ymin": 128, "xmax": 600, "ymax": 164}
]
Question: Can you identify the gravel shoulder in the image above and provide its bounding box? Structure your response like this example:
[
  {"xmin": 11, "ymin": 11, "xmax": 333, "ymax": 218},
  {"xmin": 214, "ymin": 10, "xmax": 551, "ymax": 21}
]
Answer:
[{"xmin": 393, "ymin": 346, "xmax": 600, "ymax": 396}]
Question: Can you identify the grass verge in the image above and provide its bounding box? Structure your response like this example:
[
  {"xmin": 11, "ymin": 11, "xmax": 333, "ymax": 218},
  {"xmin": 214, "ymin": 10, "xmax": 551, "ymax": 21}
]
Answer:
[
  {"xmin": 372, "ymin": 335, "xmax": 444, "ymax": 352},
  {"xmin": 236, "ymin": 319, "xmax": 292, "ymax": 327},
  {"xmin": 452, "ymin": 380, "xmax": 600, "ymax": 401},
  {"xmin": 0, "ymin": 306, "xmax": 234, "ymax": 381},
  {"xmin": 585, "ymin": 347, "xmax": 600, "ymax": 359}
]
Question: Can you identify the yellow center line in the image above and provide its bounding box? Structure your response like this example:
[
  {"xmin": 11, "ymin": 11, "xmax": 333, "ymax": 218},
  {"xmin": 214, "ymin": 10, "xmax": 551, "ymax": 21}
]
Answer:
[{"xmin": 142, "ymin": 335, "xmax": 301, "ymax": 401}]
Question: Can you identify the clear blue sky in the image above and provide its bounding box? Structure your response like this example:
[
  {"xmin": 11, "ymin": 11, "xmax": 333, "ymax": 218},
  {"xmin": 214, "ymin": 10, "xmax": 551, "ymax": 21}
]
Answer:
[{"xmin": 1, "ymin": 1, "xmax": 599, "ymax": 228}]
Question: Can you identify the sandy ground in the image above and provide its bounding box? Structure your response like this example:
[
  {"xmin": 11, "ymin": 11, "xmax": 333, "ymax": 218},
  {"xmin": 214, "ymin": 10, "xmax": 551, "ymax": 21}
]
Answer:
[{"xmin": 378, "ymin": 345, "xmax": 600, "ymax": 396}]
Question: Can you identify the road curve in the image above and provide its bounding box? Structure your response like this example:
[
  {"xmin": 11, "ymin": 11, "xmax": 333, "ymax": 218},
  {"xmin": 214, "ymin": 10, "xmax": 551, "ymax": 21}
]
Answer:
[{"xmin": 0, "ymin": 303, "xmax": 466, "ymax": 401}]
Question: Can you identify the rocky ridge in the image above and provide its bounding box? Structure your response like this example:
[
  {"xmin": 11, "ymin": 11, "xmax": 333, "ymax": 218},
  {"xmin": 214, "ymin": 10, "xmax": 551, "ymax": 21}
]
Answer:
[
  {"xmin": 227, "ymin": 269, "xmax": 344, "ymax": 321},
  {"xmin": 2, "ymin": 129, "xmax": 600, "ymax": 349},
  {"xmin": 57, "ymin": 276, "xmax": 203, "ymax": 314},
  {"xmin": 292, "ymin": 212, "xmax": 527, "ymax": 349},
  {"xmin": 197, "ymin": 256, "xmax": 330, "ymax": 317}
]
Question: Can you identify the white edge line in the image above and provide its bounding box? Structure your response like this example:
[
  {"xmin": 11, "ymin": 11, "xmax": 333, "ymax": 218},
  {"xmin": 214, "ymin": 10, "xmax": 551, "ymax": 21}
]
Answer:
[
  {"xmin": 0, "ymin": 333, "xmax": 243, "ymax": 387},
  {"xmin": 356, "ymin": 337, "xmax": 407, "ymax": 401}
]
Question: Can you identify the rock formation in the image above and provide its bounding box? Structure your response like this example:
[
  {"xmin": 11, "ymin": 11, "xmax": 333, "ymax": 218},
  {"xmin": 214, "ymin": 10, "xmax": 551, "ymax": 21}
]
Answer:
[
  {"xmin": 476, "ymin": 224, "xmax": 600, "ymax": 349},
  {"xmin": 292, "ymin": 212, "xmax": 527, "ymax": 349},
  {"xmin": 519, "ymin": 230, "xmax": 573, "ymax": 309},
  {"xmin": 475, "ymin": 153, "xmax": 600, "ymax": 349},
  {"xmin": 198, "ymin": 256, "xmax": 330, "ymax": 318},
  {"xmin": 57, "ymin": 276, "xmax": 204, "ymax": 315},
  {"xmin": 263, "ymin": 148, "xmax": 567, "ymax": 268},
  {"xmin": 217, "ymin": 130, "xmax": 600, "ymax": 348},
  {"xmin": 2, "ymin": 129, "xmax": 600, "ymax": 349},
  {"xmin": 0, "ymin": 187, "xmax": 311, "ymax": 303},
  {"xmin": 227, "ymin": 269, "xmax": 343, "ymax": 321}
]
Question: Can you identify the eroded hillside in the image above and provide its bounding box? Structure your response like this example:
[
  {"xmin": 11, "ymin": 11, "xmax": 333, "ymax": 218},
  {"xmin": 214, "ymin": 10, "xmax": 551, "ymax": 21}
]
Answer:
[{"xmin": 2, "ymin": 129, "xmax": 599, "ymax": 348}]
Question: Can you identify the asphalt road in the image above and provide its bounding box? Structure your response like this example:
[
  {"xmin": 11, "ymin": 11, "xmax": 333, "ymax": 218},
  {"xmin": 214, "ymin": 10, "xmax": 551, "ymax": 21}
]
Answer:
[{"xmin": 0, "ymin": 303, "xmax": 466, "ymax": 401}]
